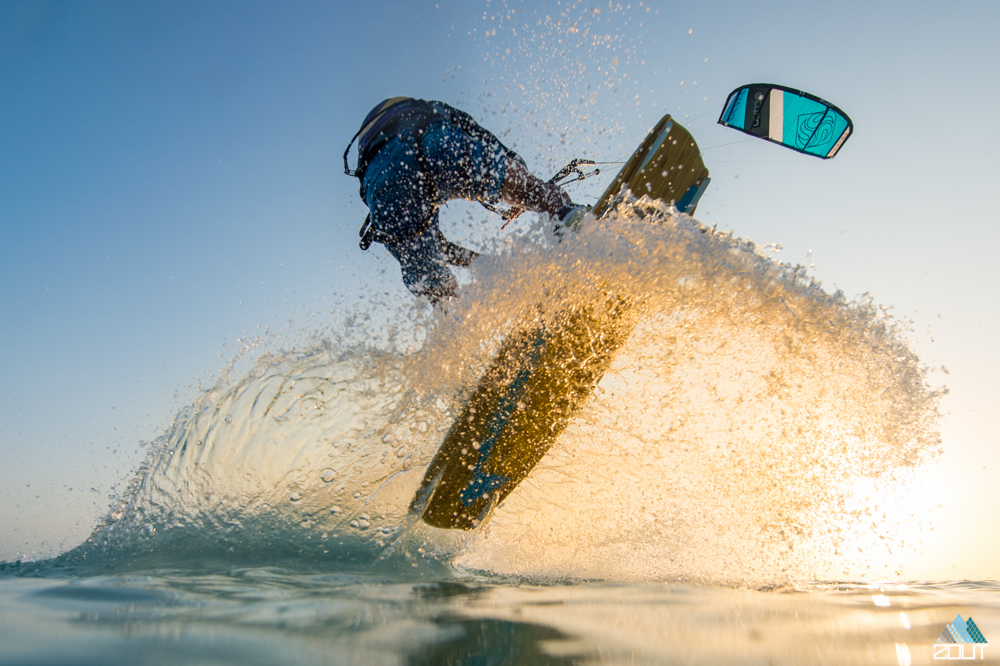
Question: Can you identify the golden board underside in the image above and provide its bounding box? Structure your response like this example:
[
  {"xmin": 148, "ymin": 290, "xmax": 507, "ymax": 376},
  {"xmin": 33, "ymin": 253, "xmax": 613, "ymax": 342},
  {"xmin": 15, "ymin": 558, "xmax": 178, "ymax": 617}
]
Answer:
[
  {"xmin": 411, "ymin": 297, "xmax": 634, "ymax": 530},
  {"xmin": 593, "ymin": 114, "xmax": 709, "ymax": 218},
  {"xmin": 410, "ymin": 114, "xmax": 707, "ymax": 530}
]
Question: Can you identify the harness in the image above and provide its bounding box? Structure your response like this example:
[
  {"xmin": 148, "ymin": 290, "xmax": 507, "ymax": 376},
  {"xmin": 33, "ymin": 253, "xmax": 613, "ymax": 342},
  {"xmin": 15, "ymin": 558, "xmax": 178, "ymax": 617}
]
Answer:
[{"xmin": 343, "ymin": 98, "xmax": 511, "ymax": 250}]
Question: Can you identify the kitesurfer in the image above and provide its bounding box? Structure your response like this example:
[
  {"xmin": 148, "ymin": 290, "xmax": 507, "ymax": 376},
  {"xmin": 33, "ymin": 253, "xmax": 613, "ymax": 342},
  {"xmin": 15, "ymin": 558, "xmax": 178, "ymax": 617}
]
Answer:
[{"xmin": 344, "ymin": 97, "xmax": 573, "ymax": 304}]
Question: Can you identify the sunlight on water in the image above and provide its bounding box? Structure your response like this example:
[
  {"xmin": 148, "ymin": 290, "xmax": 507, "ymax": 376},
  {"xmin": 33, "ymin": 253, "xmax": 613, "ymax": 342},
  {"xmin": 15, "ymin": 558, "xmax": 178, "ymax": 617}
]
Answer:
[
  {"xmin": 46, "ymin": 196, "xmax": 942, "ymax": 585},
  {"xmin": 2, "ymin": 573, "xmax": 996, "ymax": 666}
]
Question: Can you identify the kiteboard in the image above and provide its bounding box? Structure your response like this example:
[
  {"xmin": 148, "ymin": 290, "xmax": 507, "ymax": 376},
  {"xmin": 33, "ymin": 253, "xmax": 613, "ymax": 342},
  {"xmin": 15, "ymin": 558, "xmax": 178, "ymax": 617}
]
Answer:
[{"xmin": 409, "ymin": 114, "xmax": 710, "ymax": 530}]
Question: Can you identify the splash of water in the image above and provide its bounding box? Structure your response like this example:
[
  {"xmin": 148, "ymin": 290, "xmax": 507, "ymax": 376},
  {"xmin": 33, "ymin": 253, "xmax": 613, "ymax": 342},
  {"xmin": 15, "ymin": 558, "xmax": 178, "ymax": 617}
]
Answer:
[{"xmin": 55, "ymin": 197, "xmax": 942, "ymax": 583}]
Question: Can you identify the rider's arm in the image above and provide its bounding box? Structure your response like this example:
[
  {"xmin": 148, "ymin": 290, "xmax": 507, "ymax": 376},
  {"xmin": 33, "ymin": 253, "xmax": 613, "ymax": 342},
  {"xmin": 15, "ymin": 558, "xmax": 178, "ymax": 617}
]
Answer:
[{"xmin": 499, "ymin": 155, "xmax": 571, "ymax": 216}]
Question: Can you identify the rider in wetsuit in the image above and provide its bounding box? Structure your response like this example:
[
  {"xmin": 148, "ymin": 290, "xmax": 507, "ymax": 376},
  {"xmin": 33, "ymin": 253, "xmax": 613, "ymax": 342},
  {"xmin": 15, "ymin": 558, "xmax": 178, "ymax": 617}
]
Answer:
[{"xmin": 344, "ymin": 97, "xmax": 573, "ymax": 304}]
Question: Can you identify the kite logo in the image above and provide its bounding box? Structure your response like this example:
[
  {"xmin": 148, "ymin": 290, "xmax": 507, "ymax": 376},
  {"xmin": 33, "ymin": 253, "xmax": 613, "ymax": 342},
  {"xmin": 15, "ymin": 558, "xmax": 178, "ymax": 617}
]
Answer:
[
  {"xmin": 934, "ymin": 614, "xmax": 988, "ymax": 660},
  {"xmin": 751, "ymin": 91, "xmax": 765, "ymax": 129}
]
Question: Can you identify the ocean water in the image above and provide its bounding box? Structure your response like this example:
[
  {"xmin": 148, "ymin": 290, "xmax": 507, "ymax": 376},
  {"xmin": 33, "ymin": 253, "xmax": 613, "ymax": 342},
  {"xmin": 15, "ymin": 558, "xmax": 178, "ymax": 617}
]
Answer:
[
  {"xmin": 2, "ymin": 571, "xmax": 998, "ymax": 665},
  {"xmin": 4, "ymin": 198, "xmax": 987, "ymax": 665}
]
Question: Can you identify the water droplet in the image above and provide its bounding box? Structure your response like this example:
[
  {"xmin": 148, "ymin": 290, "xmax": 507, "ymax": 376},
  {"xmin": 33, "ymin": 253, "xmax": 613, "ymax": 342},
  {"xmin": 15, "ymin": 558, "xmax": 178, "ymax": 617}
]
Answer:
[
  {"xmin": 224, "ymin": 414, "xmax": 232, "ymax": 424},
  {"xmin": 329, "ymin": 506, "xmax": 341, "ymax": 515},
  {"xmin": 353, "ymin": 491, "xmax": 361, "ymax": 499},
  {"xmin": 320, "ymin": 469, "xmax": 336, "ymax": 483},
  {"xmin": 290, "ymin": 492, "xmax": 302, "ymax": 502},
  {"xmin": 396, "ymin": 446, "xmax": 407, "ymax": 458}
]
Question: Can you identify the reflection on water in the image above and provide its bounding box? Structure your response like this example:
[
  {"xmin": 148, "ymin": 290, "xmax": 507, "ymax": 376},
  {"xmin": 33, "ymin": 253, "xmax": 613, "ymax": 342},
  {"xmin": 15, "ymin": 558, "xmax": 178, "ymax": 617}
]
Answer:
[
  {"xmin": 2, "ymin": 570, "xmax": 997, "ymax": 665},
  {"xmin": 408, "ymin": 617, "xmax": 577, "ymax": 666}
]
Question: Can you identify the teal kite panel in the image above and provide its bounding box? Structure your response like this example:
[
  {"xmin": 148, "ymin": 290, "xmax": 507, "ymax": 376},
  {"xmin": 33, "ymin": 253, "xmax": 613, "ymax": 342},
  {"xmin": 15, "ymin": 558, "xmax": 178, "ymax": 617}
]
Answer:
[{"xmin": 720, "ymin": 87, "xmax": 748, "ymax": 131}]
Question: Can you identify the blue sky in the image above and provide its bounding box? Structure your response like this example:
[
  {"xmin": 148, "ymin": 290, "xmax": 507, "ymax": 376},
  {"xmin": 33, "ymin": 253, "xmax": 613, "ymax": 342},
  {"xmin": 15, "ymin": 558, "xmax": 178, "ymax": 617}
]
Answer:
[{"xmin": 2, "ymin": 0, "xmax": 999, "ymax": 578}]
